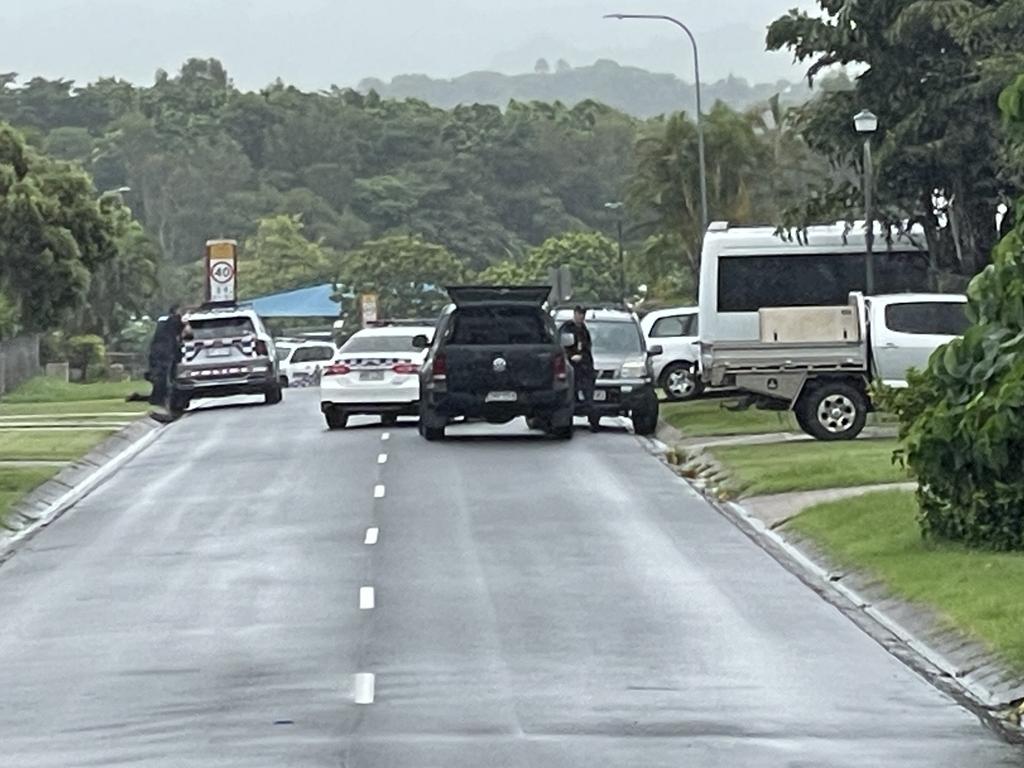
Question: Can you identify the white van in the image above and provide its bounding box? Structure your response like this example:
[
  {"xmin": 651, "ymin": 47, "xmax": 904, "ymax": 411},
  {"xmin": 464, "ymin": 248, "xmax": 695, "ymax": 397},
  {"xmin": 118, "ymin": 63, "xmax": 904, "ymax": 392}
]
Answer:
[{"xmin": 698, "ymin": 221, "xmax": 932, "ymax": 358}]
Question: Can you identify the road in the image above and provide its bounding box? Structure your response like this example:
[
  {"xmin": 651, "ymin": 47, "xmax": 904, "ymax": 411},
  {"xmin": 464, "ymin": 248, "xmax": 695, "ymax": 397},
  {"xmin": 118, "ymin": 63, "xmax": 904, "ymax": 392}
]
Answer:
[{"xmin": 0, "ymin": 390, "xmax": 1019, "ymax": 767}]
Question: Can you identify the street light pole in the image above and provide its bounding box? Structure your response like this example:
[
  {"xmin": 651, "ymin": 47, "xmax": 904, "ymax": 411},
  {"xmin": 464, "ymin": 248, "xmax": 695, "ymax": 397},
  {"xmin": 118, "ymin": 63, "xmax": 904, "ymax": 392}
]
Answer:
[
  {"xmin": 605, "ymin": 13, "xmax": 709, "ymax": 235},
  {"xmin": 605, "ymin": 201, "xmax": 627, "ymax": 302},
  {"xmin": 854, "ymin": 110, "xmax": 878, "ymax": 295}
]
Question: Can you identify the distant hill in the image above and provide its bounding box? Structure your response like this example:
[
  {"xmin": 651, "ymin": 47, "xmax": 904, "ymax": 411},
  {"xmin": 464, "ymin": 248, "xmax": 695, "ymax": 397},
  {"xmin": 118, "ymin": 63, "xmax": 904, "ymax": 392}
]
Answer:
[{"xmin": 359, "ymin": 59, "xmax": 812, "ymax": 118}]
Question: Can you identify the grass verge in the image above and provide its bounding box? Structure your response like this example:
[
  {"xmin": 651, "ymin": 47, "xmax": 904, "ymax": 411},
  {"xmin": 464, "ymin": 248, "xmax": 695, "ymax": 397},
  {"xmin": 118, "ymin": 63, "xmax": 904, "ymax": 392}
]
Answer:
[
  {"xmin": 1, "ymin": 376, "xmax": 143, "ymax": 404},
  {"xmin": 713, "ymin": 438, "xmax": 907, "ymax": 496},
  {"xmin": 0, "ymin": 399, "xmax": 146, "ymax": 417},
  {"xmin": 663, "ymin": 398, "xmax": 796, "ymax": 437},
  {"xmin": 0, "ymin": 429, "xmax": 116, "ymax": 461},
  {"xmin": 789, "ymin": 490, "xmax": 1024, "ymax": 673},
  {"xmin": 0, "ymin": 467, "xmax": 60, "ymax": 529}
]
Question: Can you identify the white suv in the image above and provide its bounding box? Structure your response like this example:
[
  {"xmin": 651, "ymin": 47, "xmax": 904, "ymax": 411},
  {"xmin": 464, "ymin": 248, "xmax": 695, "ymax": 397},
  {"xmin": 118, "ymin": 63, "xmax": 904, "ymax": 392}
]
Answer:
[
  {"xmin": 279, "ymin": 341, "xmax": 337, "ymax": 388},
  {"xmin": 641, "ymin": 307, "xmax": 702, "ymax": 401}
]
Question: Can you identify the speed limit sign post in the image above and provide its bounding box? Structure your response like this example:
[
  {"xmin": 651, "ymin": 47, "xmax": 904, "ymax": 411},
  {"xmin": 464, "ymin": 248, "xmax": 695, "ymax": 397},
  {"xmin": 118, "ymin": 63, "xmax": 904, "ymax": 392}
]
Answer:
[{"xmin": 205, "ymin": 239, "xmax": 238, "ymax": 304}]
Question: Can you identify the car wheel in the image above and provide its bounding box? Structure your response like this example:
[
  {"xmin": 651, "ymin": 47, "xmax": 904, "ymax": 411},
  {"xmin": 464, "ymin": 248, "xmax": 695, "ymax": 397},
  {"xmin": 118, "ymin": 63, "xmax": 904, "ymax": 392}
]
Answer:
[
  {"xmin": 661, "ymin": 362, "xmax": 704, "ymax": 402},
  {"xmin": 381, "ymin": 414, "xmax": 398, "ymax": 426},
  {"xmin": 168, "ymin": 391, "xmax": 190, "ymax": 415},
  {"xmin": 795, "ymin": 382, "xmax": 868, "ymax": 441},
  {"xmin": 631, "ymin": 389, "xmax": 660, "ymax": 436},
  {"xmin": 264, "ymin": 383, "xmax": 283, "ymax": 405},
  {"xmin": 419, "ymin": 403, "xmax": 445, "ymax": 441},
  {"xmin": 278, "ymin": 375, "xmax": 289, "ymax": 388},
  {"xmin": 325, "ymin": 408, "xmax": 349, "ymax": 430}
]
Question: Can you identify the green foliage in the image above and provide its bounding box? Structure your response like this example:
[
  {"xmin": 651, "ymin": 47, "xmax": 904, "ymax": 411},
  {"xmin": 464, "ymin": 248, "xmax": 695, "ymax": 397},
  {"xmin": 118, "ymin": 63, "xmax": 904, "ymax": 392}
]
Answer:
[
  {"xmin": 524, "ymin": 232, "xmax": 622, "ymax": 302},
  {"xmin": 340, "ymin": 235, "xmax": 465, "ymax": 318},
  {"xmin": 880, "ymin": 74, "xmax": 1024, "ymax": 550},
  {"xmin": 241, "ymin": 214, "xmax": 335, "ymax": 299},
  {"xmin": 767, "ymin": 0, "xmax": 1024, "ymax": 274},
  {"xmin": 65, "ymin": 334, "xmax": 106, "ymax": 380}
]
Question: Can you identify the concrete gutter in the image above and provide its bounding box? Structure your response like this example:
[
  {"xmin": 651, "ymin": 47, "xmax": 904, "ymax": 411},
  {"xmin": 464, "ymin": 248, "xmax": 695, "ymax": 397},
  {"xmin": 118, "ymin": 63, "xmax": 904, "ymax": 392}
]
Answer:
[{"xmin": 0, "ymin": 416, "xmax": 169, "ymax": 565}]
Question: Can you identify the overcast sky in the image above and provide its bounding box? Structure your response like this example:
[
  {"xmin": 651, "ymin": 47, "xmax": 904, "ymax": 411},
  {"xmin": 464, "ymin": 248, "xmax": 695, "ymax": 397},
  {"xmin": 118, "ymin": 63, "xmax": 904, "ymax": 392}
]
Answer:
[{"xmin": 2, "ymin": 0, "xmax": 818, "ymax": 89}]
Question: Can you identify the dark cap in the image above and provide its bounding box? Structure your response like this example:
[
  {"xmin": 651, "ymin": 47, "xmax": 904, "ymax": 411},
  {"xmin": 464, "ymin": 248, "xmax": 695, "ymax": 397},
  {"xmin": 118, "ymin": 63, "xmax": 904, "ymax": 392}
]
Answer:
[{"xmin": 573, "ymin": 305, "xmax": 585, "ymax": 313}]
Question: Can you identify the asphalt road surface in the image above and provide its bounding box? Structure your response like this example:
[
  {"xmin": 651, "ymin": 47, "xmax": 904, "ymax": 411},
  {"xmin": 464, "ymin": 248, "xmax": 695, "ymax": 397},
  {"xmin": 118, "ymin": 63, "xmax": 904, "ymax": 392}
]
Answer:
[{"xmin": 1, "ymin": 390, "xmax": 1020, "ymax": 767}]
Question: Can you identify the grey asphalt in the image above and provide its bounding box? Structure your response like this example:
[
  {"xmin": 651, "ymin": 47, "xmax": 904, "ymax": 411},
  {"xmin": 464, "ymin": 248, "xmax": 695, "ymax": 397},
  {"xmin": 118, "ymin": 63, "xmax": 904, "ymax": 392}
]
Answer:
[{"xmin": 0, "ymin": 390, "xmax": 1019, "ymax": 767}]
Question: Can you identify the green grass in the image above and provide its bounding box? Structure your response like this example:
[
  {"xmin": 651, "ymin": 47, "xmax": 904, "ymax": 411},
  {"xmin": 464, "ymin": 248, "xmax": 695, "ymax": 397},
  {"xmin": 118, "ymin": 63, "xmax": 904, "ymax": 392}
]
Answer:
[
  {"xmin": 0, "ymin": 466, "xmax": 60, "ymax": 528},
  {"xmin": 663, "ymin": 398, "xmax": 797, "ymax": 437},
  {"xmin": 0, "ymin": 429, "xmax": 116, "ymax": 461},
  {"xmin": 0, "ymin": 399, "xmax": 146, "ymax": 417},
  {"xmin": 1, "ymin": 376, "xmax": 142, "ymax": 404},
  {"xmin": 790, "ymin": 490, "xmax": 1024, "ymax": 673},
  {"xmin": 713, "ymin": 439, "xmax": 907, "ymax": 496}
]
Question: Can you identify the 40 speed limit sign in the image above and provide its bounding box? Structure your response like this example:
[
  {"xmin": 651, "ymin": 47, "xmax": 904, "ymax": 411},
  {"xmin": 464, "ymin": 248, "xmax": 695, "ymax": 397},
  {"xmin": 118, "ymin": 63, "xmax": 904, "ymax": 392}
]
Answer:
[{"xmin": 205, "ymin": 239, "xmax": 238, "ymax": 303}]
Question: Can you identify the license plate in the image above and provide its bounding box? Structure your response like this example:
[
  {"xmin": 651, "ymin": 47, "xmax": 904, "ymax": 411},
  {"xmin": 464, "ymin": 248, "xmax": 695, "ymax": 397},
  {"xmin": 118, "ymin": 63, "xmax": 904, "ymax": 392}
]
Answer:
[
  {"xmin": 485, "ymin": 391, "xmax": 518, "ymax": 403},
  {"xmin": 207, "ymin": 347, "xmax": 230, "ymax": 357},
  {"xmin": 593, "ymin": 390, "xmax": 608, "ymax": 401},
  {"xmin": 360, "ymin": 371, "xmax": 385, "ymax": 381}
]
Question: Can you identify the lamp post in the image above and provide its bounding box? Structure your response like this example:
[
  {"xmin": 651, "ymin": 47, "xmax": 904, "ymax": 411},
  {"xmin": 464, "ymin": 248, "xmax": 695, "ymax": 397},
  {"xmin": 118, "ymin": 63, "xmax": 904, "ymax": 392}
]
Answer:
[
  {"xmin": 605, "ymin": 201, "xmax": 626, "ymax": 302},
  {"xmin": 854, "ymin": 110, "xmax": 878, "ymax": 295},
  {"xmin": 605, "ymin": 13, "xmax": 708, "ymax": 236}
]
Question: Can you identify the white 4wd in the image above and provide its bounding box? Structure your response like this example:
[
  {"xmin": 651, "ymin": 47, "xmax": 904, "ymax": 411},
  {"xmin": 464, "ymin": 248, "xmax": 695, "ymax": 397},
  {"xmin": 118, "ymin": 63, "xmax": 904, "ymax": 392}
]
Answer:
[{"xmin": 641, "ymin": 307, "xmax": 702, "ymax": 401}]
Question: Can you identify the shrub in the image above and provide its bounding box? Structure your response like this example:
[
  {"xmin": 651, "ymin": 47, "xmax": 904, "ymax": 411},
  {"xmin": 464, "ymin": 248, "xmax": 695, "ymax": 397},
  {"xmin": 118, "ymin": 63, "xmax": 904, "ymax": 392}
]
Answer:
[{"xmin": 65, "ymin": 335, "xmax": 107, "ymax": 381}]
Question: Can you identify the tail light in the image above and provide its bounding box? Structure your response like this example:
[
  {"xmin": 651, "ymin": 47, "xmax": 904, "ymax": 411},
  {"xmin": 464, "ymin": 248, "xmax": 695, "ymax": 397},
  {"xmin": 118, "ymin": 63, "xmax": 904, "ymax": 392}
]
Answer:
[
  {"xmin": 432, "ymin": 353, "xmax": 447, "ymax": 379},
  {"xmin": 553, "ymin": 353, "xmax": 568, "ymax": 382},
  {"xmin": 323, "ymin": 363, "xmax": 352, "ymax": 376},
  {"xmin": 254, "ymin": 339, "xmax": 268, "ymax": 356},
  {"xmin": 392, "ymin": 362, "xmax": 419, "ymax": 375}
]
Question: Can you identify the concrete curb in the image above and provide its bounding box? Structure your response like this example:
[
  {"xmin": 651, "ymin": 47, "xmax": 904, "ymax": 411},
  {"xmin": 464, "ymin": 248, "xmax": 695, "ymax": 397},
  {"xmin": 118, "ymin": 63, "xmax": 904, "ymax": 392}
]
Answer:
[
  {"xmin": 637, "ymin": 429, "xmax": 1024, "ymax": 742},
  {"xmin": 0, "ymin": 416, "xmax": 168, "ymax": 564}
]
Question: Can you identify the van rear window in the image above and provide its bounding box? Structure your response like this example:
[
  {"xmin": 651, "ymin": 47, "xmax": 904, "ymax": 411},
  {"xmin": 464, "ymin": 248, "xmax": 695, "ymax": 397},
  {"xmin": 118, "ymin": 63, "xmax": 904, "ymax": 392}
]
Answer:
[
  {"xmin": 718, "ymin": 252, "xmax": 930, "ymax": 312},
  {"xmin": 449, "ymin": 307, "xmax": 551, "ymax": 345}
]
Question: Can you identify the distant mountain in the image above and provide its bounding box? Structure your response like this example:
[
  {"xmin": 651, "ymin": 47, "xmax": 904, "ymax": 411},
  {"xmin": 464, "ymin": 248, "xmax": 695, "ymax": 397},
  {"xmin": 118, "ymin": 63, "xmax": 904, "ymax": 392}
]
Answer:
[{"xmin": 359, "ymin": 60, "xmax": 812, "ymax": 118}]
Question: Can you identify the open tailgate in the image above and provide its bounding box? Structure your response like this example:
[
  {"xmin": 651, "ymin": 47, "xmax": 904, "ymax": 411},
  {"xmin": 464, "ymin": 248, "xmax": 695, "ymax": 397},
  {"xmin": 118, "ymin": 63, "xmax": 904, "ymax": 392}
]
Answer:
[{"xmin": 447, "ymin": 286, "xmax": 550, "ymax": 306}]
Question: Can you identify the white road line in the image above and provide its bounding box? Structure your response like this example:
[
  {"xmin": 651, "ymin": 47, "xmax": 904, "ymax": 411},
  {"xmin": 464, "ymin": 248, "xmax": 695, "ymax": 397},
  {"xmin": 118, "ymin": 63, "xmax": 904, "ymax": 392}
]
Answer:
[
  {"xmin": 354, "ymin": 673, "xmax": 376, "ymax": 704},
  {"xmin": 377, "ymin": 453, "xmax": 388, "ymax": 464},
  {"xmin": 374, "ymin": 484, "xmax": 386, "ymax": 499},
  {"xmin": 364, "ymin": 527, "xmax": 379, "ymax": 545},
  {"xmin": 381, "ymin": 432, "xmax": 390, "ymax": 441},
  {"xmin": 359, "ymin": 586, "xmax": 375, "ymax": 610}
]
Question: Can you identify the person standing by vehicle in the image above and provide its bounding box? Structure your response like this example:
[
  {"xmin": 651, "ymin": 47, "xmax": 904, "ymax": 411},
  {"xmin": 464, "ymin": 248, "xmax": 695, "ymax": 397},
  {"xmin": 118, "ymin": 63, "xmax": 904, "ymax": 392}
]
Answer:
[
  {"xmin": 147, "ymin": 305, "xmax": 189, "ymax": 413},
  {"xmin": 560, "ymin": 305, "xmax": 598, "ymax": 431}
]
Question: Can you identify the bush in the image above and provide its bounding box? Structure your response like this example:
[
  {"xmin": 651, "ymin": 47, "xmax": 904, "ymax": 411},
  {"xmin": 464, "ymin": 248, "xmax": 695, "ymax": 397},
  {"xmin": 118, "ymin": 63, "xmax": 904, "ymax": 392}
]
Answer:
[{"xmin": 65, "ymin": 335, "xmax": 107, "ymax": 381}]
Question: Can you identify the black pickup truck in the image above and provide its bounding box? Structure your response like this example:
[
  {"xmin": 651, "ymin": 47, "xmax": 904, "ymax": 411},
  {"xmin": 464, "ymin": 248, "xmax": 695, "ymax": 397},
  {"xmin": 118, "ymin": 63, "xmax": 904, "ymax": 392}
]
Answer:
[{"xmin": 415, "ymin": 287, "xmax": 575, "ymax": 440}]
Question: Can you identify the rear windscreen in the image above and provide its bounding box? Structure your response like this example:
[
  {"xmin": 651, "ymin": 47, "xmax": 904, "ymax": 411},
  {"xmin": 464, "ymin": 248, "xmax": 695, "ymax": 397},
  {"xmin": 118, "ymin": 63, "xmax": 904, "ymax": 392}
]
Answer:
[
  {"xmin": 189, "ymin": 317, "xmax": 256, "ymax": 339},
  {"xmin": 449, "ymin": 307, "xmax": 551, "ymax": 345},
  {"xmin": 343, "ymin": 335, "xmax": 424, "ymax": 354}
]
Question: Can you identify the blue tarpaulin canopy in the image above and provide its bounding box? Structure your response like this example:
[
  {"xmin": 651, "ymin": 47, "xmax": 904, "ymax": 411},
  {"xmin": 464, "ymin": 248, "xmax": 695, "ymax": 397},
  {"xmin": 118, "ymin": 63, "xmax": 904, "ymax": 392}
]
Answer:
[{"xmin": 249, "ymin": 284, "xmax": 342, "ymax": 318}]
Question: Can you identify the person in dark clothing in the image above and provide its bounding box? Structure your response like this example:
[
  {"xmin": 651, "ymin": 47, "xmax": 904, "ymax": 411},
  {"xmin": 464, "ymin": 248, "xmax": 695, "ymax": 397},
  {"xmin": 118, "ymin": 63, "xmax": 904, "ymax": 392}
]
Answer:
[
  {"xmin": 560, "ymin": 305, "xmax": 599, "ymax": 431},
  {"xmin": 147, "ymin": 306, "xmax": 187, "ymax": 409}
]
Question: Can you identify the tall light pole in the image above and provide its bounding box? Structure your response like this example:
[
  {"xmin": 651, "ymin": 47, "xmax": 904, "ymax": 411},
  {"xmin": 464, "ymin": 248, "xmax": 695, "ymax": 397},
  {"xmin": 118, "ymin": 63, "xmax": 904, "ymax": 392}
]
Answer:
[
  {"xmin": 854, "ymin": 110, "xmax": 878, "ymax": 295},
  {"xmin": 605, "ymin": 13, "xmax": 709, "ymax": 236},
  {"xmin": 605, "ymin": 201, "xmax": 626, "ymax": 302}
]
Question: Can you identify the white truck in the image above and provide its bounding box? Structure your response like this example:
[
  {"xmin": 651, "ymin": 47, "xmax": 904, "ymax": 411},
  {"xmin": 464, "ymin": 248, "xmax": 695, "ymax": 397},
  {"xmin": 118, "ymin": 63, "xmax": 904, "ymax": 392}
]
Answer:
[{"xmin": 696, "ymin": 221, "xmax": 968, "ymax": 440}]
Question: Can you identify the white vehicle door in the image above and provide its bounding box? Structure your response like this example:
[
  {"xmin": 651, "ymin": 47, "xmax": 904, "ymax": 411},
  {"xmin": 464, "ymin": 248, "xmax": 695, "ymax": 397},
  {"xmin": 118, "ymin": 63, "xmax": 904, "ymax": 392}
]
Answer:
[
  {"xmin": 645, "ymin": 311, "xmax": 699, "ymax": 375},
  {"xmin": 871, "ymin": 299, "xmax": 969, "ymax": 386}
]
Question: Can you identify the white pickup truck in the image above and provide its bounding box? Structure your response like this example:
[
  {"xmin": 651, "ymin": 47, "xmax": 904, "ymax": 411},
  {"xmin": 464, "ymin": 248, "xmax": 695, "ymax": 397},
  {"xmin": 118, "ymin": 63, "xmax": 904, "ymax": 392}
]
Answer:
[{"xmin": 701, "ymin": 293, "xmax": 969, "ymax": 440}]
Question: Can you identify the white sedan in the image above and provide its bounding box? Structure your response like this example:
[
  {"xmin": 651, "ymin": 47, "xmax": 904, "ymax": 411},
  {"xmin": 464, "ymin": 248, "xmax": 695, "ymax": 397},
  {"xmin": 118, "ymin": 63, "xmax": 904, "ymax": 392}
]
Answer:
[{"xmin": 319, "ymin": 325, "xmax": 434, "ymax": 429}]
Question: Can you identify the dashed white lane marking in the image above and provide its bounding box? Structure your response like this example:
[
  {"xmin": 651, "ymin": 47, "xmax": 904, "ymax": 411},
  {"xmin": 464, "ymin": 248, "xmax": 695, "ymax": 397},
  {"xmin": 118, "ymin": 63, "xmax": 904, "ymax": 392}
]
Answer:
[
  {"xmin": 377, "ymin": 453, "xmax": 388, "ymax": 464},
  {"xmin": 354, "ymin": 673, "xmax": 375, "ymax": 704},
  {"xmin": 381, "ymin": 432, "xmax": 391, "ymax": 441},
  {"xmin": 359, "ymin": 586, "xmax": 375, "ymax": 610},
  {"xmin": 374, "ymin": 484, "xmax": 386, "ymax": 499},
  {"xmin": 364, "ymin": 527, "xmax": 379, "ymax": 545}
]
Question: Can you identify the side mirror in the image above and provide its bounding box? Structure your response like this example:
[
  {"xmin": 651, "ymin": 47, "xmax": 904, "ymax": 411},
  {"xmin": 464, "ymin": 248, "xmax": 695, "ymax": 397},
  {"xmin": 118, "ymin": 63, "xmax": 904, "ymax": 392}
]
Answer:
[
  {"xmin": 412, "ymin": 334, "xmax": 429, "ymax": 350},
  {"xmin": 560, "ymin": 332, "xmax": 575, "ymax": 348},
  {"xmin": 647, "ymin": 344, "xmax": 664, "ymax": 357}
]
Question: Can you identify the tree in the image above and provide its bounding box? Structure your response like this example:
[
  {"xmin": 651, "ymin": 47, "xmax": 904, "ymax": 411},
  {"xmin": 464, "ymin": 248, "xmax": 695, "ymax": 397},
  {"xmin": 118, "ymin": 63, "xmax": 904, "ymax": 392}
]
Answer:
[
  {"xmin": 0, "ymin": 122, "xmax": 119, "ymax": 331},
  {"xmin": 521, "ymin": 231, "xmax": 622, "ymax": 302},
  {"xmin": 240, "ymin": 214, "xmax": 335, "ymax": 298},
  {"xmin": 767, "ymin": 0, "xmax": 1024, "ymax": 275},
  {"xmin": 534, "ymin": 58, "xmax": 551, "ymax": 75},
  {"xmin": 556, "ymin": 59, "xmax": 572, "ymax": 74},
  {"xmin": 879, "ymin": 73, "xmax": 1024, "ymax": 550},
  {"xmin": 340, "ymin": 235, "xmax": 464, "ymax": 317}
]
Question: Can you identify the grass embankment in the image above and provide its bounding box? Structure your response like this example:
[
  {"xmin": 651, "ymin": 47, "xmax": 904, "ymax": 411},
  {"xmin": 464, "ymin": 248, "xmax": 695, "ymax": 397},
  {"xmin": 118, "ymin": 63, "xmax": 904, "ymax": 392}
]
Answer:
[
  {"xmin": 0, "ymin": 429, "xmax": 116, "ymax": 461},
  {"xmin": 790, "ymin": 490, "xmax": 1024, "ymax": 673},
  {"xmin": 712, "ymin": 439, "xmax": 907, "ymax": 496},
  {"xmin": 0, "ymin": 467, "xmax": 60, "ymax": 529},
  {"xmin": 662, "ymin": 398, "xmax": 796, "ymax": 437}
]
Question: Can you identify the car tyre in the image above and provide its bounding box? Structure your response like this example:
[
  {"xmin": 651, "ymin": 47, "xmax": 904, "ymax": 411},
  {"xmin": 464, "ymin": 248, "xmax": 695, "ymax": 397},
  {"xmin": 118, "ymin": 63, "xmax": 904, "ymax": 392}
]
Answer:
[
  {"xmin": 264, "ymin": 382, "xmax": 283, "ymax": 405},
  {"xmin": 631, "ymin": 389, "xmax": 660, "ymax": 436},
  {"xmin": 168, "ymin": 390, "xmax": 190, "ymax": 415},
  {"xmin": 547, "ymin": 405, "xmax": 574, "ymax": 440},
  {"xmin": 795, "ymin": 381, "xmax": 868, "ymax": 441},
  {"xmin": 419, "ymin": 404, "xmax": 446, "ymax": 441},
  {"xmin": 381, "ymin": 414, "xmax": 398, "ymax": 426},
  {"xmin": 661, "ymin": 362, "xmax": 704, "ymax": 402},
  {"xmin": 325, "ymin": 408, "xmax": 349, "ymax": 430},
  {"xmin": 278, "ymin": 375, "xmax": 290, "ymax": 388}
]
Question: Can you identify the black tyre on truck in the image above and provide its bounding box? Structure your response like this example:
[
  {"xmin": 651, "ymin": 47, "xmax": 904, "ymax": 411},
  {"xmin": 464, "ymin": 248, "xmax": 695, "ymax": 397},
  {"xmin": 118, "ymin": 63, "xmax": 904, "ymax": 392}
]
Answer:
[{"xmin": 794, "ymin": 380, "xmax": 868, "ymax": 441}]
